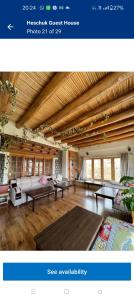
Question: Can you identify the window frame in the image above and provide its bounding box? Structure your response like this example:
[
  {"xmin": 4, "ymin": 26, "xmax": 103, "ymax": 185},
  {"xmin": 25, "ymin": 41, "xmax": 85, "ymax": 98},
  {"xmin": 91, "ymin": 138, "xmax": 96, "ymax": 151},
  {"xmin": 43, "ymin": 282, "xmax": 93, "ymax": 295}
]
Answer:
[
  {"xmin": 85, "ymin": 159, "xmax": 92, "ymax": 179},
  {"xmin": 103, "ymin": 158, "xmax": 112, "ymax": 181},
  {"xmin": 93, "ymin": 158, "xmax": 102, "ymax": 180},
  {"xmin": 85, "ymin": 156, "xmax": 121, "ymax": 181}
]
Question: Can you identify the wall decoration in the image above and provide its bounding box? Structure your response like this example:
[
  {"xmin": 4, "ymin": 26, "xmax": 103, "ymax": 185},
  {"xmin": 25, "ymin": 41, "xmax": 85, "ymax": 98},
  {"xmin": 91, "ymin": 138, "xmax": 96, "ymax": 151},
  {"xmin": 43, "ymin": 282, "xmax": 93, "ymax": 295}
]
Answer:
[
  {"xmin": 0, "ymin": 80, "xmax": 18, "ymax": 113},
  {"xmin": 0, "ymin": 80, "xmax": 18, "ymax": 132}
]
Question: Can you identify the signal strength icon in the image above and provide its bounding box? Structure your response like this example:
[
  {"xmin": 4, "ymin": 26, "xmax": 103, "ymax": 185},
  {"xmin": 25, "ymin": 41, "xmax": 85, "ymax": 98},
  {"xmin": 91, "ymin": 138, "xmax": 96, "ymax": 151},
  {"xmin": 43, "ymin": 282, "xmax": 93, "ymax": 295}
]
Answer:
[{"xmin": 59, "ymin": 6, "xmax": 64, "ymax": 10}]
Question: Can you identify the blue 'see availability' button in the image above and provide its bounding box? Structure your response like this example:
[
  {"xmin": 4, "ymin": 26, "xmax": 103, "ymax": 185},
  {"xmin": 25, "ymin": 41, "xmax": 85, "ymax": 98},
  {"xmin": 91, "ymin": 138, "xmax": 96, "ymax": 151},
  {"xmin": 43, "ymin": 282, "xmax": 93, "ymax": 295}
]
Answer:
[{"xmin": 3, "ymin": 263, "xmax": 131, "ymax": 281}]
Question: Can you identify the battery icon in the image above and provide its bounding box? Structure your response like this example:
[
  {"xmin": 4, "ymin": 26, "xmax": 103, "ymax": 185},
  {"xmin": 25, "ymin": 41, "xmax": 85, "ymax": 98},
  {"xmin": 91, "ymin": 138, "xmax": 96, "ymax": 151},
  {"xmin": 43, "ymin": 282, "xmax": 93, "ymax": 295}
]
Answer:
[{"xmin": 46, "ymin": 5, "xmax": 51, "ymax": 11}]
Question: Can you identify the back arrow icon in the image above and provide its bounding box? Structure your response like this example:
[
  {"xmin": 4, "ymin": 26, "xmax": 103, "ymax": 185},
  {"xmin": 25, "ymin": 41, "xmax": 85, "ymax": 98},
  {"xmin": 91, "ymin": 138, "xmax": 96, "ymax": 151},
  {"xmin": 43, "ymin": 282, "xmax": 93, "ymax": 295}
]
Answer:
[{"xmin": 7, "ymin": 24, "xmax": 14, "ymax": 30}]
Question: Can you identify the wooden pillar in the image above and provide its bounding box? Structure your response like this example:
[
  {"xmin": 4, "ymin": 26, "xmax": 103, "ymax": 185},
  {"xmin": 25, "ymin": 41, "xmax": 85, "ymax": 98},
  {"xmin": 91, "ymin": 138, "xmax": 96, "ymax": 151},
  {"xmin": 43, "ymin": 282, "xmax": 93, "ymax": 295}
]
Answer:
[
  {"xmin": 111, "ymin": 157, "xmax": 115, "ymax": 180},
  {"xmin": 33, "ymin": 157, "xmax": 36, "ymax": 176},
  {"xmin": 43, "ymin": 159, "xmax": 45, "ymax": 175}
]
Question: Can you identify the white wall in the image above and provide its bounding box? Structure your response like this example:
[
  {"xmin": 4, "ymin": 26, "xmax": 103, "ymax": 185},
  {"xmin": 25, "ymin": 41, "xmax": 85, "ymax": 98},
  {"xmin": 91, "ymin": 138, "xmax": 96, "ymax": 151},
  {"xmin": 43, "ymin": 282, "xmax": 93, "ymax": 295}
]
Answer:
[
  {"xmin": 79, "ymin": 138, "xmax": 134, "ymax": 177},
  {"xmin": 62, "ymin": 150, "xmax": 69, "ymax": 179}
]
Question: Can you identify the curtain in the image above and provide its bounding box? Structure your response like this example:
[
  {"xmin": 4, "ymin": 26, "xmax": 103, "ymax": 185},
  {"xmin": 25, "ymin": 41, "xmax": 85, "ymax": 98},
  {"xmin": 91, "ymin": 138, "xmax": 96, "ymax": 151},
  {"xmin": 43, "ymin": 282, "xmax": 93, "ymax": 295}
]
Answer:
[
  {"xmin": 121, "ymin": 153, "xmax": 128, "ymax": 177},
  {"xmin": 80, "ymin": 158, "xmax": 86, "ymax": 179}
]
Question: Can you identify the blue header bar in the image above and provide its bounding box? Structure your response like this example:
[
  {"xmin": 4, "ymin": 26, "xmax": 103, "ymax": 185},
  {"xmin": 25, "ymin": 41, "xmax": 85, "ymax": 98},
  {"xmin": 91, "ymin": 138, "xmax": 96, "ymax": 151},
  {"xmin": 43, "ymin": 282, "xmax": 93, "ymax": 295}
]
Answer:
[
  {"xmin": 0, "ymin": 1, "xmax": 134, "ymax": 38},
  {"xmin": 3, "ymin": 263, "xmax": 131, "ymax": 281}
]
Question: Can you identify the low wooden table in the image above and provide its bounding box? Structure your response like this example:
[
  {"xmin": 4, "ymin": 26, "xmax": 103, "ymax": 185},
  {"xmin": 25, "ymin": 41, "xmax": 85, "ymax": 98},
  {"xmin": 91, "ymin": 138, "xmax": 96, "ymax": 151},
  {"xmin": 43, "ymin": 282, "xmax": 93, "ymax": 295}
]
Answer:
[
  {"xmin": 54, "ymin": 181, "xmax": 76, "ymax": 198},
  {"xmin": 26, "ymin": 187, "xmax": 57, "ymax": 212},
  {"xmin": 95, "ymin": 187, "xmax": 119, "ymax": 207},
  {"xmin": 34, "ymin": 206, "xmax": 103, "ymax": 250}
]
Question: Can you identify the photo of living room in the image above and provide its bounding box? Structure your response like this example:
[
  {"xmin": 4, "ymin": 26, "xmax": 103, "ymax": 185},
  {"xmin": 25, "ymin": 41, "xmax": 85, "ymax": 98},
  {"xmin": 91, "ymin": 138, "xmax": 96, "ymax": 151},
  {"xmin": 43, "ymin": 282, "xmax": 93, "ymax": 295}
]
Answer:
[{"xmin": 0, "ymin": 71, "xmax": 134, "ymax": 251}]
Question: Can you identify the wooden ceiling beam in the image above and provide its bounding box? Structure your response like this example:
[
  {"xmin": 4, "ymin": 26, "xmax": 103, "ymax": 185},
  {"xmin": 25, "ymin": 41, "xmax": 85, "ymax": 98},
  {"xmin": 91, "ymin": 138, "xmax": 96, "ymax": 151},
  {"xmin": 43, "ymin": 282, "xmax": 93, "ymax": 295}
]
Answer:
[
  {"xmin": 2, "ymin": 134, "xmax": 60, "ymax": 155},
  {"xmin": 42, "ymin": 72, "xmax": 134, "ymax": 136},
  {"xmin": 76, "ymin": 132, "xmax": 134, "ymax": 148},
  {"xmin": 45, "ymin": 90, "xmax": 134, "ymax": 138},
  {"xmin": 74, "ymin": 125, "xmax": 134, "ymax": 146},
  {"xmin": 67, "ymin": 118, "xmax": 134, "ymax": 145},
  {"xmin": 9, "ymin": 149, "xmax": 55, "ymax": 159},
  {"xmin": 54, "ymin": 109, "xmax": 134, "ymax": 141},
  {"xmin": 74, "ymin": 126, "xmax": 134, "ymax": 147},
  {"xmin": 0, "ymin": 72, "xmax": 20, "ymax": 114},
  {"xmin": 10, "ymin": 145, "xmax": 59, "ymax": 155},
  {"xmin": 16, "ymin": 72, "xmax": 72, "ymax": 128}
]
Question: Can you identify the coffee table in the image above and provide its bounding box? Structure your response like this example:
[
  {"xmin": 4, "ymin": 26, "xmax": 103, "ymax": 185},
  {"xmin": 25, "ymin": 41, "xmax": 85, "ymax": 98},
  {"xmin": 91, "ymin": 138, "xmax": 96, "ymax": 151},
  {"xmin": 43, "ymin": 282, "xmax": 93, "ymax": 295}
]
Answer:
[
  {"xmin": 95, "ymin": 187, "xmax": 119, "ymax": 207},
  {"xmin": 54, "ymin": 181, "xmax": 76, "ymax": 198},
  {"xmin": 26, "ymin": 187, "xmax": 57, "ymax": 212},
  {"xmin": 34, "ymin": 206, "xmax": 103, "ymax": 250}
]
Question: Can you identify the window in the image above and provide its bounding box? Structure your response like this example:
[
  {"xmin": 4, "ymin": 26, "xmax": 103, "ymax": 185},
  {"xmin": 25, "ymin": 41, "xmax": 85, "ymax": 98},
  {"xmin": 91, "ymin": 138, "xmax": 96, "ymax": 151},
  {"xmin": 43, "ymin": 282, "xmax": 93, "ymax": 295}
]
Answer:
[
  {"xmin": 114, "ymin": 158, "xmax": 121, "ymax": 182},
  {"xmin": 85, "ymin": 160, "xmax": 92, "ymax": 178},
  {"xmin": 94, "ymin": 159, "xmax": 101, "ymax": 179},
  {"xmin": 9, "ymin": 156, "xmax": 23, "ymax": 179},
  {"xmin": 39, "ymin": 160, "xmax": 43, "ymax": 175},
  {"xmin": 35, "ymin": 160, "xmax": 39, "ymax": 175},
  {"xmin": 35, "ymin": 159, "xmax": 44, "ymax": 175},
  {"xmin": 103, "ymin": 159, "xmax": 112, "ymax": 180},
  {"xmin": 84, "ymin": 157, "xmax": 121, "ymax": 181},
  {"xmin": 24, "ymin": 158, "xmax": 33, "ymax": 176},
  {"xmin": 8, "ymin": 156, "xmax": 51, "ymax": 178},
  {"xmin": 27, "ymin": 159, "xmax": 33, "ymax": 176}
]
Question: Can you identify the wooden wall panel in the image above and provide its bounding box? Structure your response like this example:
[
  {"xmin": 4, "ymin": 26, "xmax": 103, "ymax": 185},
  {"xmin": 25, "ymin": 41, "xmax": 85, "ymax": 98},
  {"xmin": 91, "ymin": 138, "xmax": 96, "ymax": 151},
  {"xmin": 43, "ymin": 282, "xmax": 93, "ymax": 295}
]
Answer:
[{"xmin": 68, "ymin": 151, "xmax": 79, "ymax": 180}]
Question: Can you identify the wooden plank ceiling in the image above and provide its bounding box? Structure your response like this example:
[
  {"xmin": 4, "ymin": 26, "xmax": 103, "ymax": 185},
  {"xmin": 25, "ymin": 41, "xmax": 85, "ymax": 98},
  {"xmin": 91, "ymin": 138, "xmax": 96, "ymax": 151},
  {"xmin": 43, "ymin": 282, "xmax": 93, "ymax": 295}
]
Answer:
[{"xmin": 0, "ymin": 72, "xmax": 134, "ymax": 149}]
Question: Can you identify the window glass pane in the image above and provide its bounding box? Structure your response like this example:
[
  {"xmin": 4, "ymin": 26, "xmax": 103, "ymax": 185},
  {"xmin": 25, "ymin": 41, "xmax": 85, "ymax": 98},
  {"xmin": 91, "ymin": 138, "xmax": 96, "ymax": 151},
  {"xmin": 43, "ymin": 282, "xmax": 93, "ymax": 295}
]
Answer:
[
  {"xmin": 114, "ymin": 158, "xmax": 121, "ymax": 182},
  {"xmin": 35, "ymin": 160, "xmax": 39, "ymax": 175},
  {"xmin": 103, "ymin": 159, "xmax": 111, "ymax": 180},
  {"xmin": 85, "ymin": 160, "xmax": 92, "ymax": 178},
  {"xmin": 28, "ymin": 159, "xmax": 33, "ymax": 176},
  {"xmin": 94, "ymin": 159, "xmax": 101, "ymax": 179},
  {"xmin": 16, "ymin": 157, "xmax": 22, "ymax": 178},
  {"xmin": 39, "ymin": 160, "xmax": 43, "ymax": 175}
]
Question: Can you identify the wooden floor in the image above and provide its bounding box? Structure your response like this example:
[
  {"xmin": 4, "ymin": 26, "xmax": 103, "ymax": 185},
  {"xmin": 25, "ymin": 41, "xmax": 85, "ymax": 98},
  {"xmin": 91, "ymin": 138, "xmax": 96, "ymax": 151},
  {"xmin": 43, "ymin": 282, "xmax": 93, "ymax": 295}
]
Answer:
[{"xmin": 0, "ymin": 187, "xmax": 131, "ymax": 250}]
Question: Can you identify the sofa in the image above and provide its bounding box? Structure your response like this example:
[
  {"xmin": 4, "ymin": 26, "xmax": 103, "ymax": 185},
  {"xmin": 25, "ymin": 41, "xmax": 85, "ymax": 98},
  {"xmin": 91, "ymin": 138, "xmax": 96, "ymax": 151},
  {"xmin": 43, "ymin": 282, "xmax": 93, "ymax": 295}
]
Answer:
[
  {"xmin": 10, "ymin": 176, "xmax": 54, "ymax": 206},
  {"xmin": 10, "ymin": 175, "xmax": 69, "ymax": 207}
]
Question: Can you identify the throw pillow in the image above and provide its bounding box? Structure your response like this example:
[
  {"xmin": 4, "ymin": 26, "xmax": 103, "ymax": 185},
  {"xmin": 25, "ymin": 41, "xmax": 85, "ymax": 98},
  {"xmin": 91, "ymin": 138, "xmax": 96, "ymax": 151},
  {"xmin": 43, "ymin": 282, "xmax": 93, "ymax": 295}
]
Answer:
[{"xmin": 39, "ymin": 176, "xmax": 48, "ymax": 185}]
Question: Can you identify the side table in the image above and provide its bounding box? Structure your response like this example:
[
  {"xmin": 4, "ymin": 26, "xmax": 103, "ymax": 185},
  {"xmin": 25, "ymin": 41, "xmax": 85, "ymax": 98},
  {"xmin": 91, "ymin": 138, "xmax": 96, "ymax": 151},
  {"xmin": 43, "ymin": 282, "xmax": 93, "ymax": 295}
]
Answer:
[{"xmin": 0, "ymin": 193, "xmax": 9, "ymax": 205}]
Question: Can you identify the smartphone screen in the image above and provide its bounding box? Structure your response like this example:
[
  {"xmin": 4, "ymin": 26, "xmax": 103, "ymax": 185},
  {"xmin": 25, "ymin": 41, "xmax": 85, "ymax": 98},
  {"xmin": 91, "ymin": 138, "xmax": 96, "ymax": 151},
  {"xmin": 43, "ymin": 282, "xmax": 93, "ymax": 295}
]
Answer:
[{"xmin": 0, "ymin": 1, "xmax": 134, "ymax": 299}]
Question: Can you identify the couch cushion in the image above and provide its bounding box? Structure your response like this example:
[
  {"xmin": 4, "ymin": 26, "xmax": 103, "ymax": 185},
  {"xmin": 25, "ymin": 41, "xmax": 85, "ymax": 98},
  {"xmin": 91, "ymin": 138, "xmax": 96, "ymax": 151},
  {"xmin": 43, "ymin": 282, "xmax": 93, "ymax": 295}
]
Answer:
[
  {"xmin": 92, "ymin": 216, "xmax": 134, "ymax": 251},
  {"xmin": 39, "ymin": 176, "xmax": 48, "ymax": 185},
  {"xmin": 57, "ymin": 174, "xmax": 63, "ymax": 181},
  {"xmin": 31, "ymin": 182, "xmax": 43, "ymax": 190},
  {"xmin": 114, "ymin": 190, "xmax": 122, "ymax": 204},
  {"xmin": 16, "ymin": 178, "xmax": 21, "ymax": 187},
  {"xmin": 17, "ymin": 177, "xmax": 32, "ymax": 190},
  {"xmin": 31, "ymin": 176, "xmax": 40, "ymax": 183}
]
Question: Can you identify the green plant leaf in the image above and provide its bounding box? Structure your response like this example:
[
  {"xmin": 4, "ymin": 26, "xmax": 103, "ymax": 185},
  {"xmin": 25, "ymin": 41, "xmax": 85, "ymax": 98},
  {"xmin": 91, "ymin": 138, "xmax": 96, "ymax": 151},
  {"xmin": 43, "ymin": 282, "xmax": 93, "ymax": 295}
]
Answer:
[{"xmin": 120, "ymin": 176, "xmax": 134, "ymax": 184}]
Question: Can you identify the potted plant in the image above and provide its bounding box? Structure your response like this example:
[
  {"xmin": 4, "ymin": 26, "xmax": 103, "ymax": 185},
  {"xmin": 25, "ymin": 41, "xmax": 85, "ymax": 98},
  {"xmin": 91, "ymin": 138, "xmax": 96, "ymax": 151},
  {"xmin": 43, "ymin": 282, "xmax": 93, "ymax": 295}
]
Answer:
[
  {"xmin": 122, "ymin": 187, "xmax": 134, "ymax": 224},
  {"xmin": 120, "ymin": 176, "xmax": 134, "ymax": 186}
]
